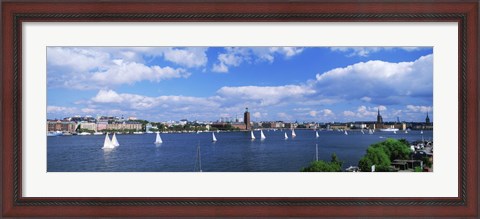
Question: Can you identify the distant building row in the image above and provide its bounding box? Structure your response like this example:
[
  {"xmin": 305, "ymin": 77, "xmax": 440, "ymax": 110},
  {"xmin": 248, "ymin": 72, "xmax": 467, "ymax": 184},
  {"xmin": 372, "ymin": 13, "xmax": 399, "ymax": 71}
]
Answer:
[{"xmin": 47, "ymin": 120, "xmax": 142, "ymax": 133}]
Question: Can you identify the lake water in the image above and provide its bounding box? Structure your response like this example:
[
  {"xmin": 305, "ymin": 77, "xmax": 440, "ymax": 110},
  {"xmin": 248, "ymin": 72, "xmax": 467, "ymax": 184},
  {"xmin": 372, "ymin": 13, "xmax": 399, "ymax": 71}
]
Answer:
[{"xmin": 47, "ymin": 129, "xmax": 432, "ymax": 172}]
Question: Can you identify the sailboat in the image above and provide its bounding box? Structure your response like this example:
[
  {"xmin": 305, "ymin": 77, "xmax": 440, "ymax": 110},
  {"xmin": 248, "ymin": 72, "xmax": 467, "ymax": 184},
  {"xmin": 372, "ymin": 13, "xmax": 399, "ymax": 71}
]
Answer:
[
  {"xmin": 250, "ymin": 131, "xmax": 256, "ymax": 140},
  {"xmin": 369, "ymin": 129, "xmax": 373, "ymax": 134},
  {"xmin": 315, "ymin": 131, "xmax": 319, "ymax": 138},
  {"xmin": 284, "ymin": 132, "xmax": 288, "ymax": 140},
  {"xmin": 292, "ymin": 129, "xmax": 296, "ymax": 138},
  {"xmin": 154, "ymin": 132, "xmax": 163, "ymax": 144},
  {"xmin": 361, "ymin": 129, "xmax": 365, "ymax": 134},
  {"xmin": 420, "ymin": 130, "xmax": 423, "ymax": 134},
  {"xmin": 212, "ymin": 132, "xmax": 217, "ymax": 142},
  {"xmin": 405, "ymin": 130, "xmax": 408, "ymax": 134},
  {"xmin": 260, "ymin": 130, "xmax": 266, "ymax": 140},
  {"xmin": 111, "ymin": 133, "xmax": 120, "ymax": 147},
  {"xmin": 344, "ymin": 130, "xmax": 348, "ymax": 135},
  {"xmin": 102, "ymin": 133, "xmax": 115, "ymax": 149},
  {"xmin": 393, "ymin": 130, "xmax": 397, "ymax": 134}
]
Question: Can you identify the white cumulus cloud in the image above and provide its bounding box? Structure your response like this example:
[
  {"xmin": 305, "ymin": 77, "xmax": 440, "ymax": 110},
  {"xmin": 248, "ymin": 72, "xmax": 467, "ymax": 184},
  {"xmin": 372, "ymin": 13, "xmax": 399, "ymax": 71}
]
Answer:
[
  {"xmin": 313, "ymin": 54, "xmax": 432, "ymax": 105},
  {"xmin": 47, "ymin": 47, "xmax": 204, "ymax": 89},
  {"xmin": 212, "ymin": 47, "xmax": 304, "ymax": 73},
  {"xmin": 217, "ymin": 85, "xmax": 315, "ymax": 106},
  {"xmin": 91, "ymin": 89, "xmax": 219, "ymax": 111},
  {"xmin": 330, "ymin": 47, "xmax": 422, "ymax": 57},
  {"xmin": 91, "ymin": 61, "xmax": 190, "ymax": 86},
  {"xmin": 406, "ymin": 105, "xmax": 432, "ymax": 113}
]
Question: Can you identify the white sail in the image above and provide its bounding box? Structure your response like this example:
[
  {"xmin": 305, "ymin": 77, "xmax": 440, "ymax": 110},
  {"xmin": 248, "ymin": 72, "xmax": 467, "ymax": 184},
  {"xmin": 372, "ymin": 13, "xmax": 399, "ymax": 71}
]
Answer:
[
  {"xmin": 250, "ymin": 131, "xmax": 255, "ymax": 140},
  {"xmin": 369, "ymin": 129, "xmax": 373, "ymax": 134},
  {"xmin": 344, "ymin": 130, "xmax": 348, "ymax": 135},
  {"xmin": 292, "ymin": 129, "xmax": 296, "ymax": 137},
  {"xmin": 284, "ymin": 132, "xmax": 288, "ymax": 140},
  {"xmin": 420, "ymin": 130, "xmax": 423, "ymax": 134},
  {"xmin": 111, "ymin": 133, "xmax": 120, "ymax": 147},
  {"xmin": 315, "ymin": 131, "xmax": 319, "ymax": 138},
  {"xmin": 260, "ymin": 130, "xmax": 266, "ymax": 140},
  {"xmin": 361, "ymin": 129, "xmax": 365, "ymax": 134},
  {"xmin": 154, "ymin": 132, "xmax": 163, "ymax": 144},
  {"xmin": 102, "ymin": 133, "xmax": 114, "ymax": 149},
  {"xmin": 393, "ymin": 130, "xmax": 397, "ymax": 134},
  {"xmin": 212, "ymin": 132, "xmax": 217, "ymax": 142},
  {"xmin": 405, "ymin": 130, "xmax": 408, "ymax": 134}
]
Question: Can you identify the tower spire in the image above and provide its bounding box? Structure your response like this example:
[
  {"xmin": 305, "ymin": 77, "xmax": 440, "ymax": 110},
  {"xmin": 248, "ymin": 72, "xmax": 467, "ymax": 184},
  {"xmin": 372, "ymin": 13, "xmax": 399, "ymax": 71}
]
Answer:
[{"xmin": 425, "ymin": 111, "xmax": 431, "ymax": 124}]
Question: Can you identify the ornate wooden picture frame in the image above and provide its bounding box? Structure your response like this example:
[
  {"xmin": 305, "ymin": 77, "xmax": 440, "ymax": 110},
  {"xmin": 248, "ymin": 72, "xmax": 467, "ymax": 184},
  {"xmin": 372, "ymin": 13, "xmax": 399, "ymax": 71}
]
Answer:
[{"xmin": 2, "ymin": 0, "xmax": 478, "ymax": 217}]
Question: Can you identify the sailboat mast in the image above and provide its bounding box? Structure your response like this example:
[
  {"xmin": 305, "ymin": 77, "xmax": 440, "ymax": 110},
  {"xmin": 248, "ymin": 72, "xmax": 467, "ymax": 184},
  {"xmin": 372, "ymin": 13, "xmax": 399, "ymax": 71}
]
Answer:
[{"xmin": 198, "ymin": 144, "xmax": 202, "ymax": 172}]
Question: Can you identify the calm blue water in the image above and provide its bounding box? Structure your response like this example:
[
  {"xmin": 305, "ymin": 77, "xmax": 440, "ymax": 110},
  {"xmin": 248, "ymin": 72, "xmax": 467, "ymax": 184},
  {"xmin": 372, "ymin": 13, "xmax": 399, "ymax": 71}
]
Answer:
[{"xmin": 47, "ymin": 130, "xmax": 432, "ymax": 172}]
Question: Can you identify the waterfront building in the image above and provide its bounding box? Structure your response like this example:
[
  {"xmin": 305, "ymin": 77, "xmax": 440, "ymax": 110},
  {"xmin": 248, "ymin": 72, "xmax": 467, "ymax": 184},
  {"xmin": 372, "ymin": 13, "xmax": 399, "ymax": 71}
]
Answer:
[
  {"xmin": 79, "ymin": 122, "xmax": 97, "ymax": 131},
  {"xmin": 306, "ymin": 123, "xmax": 318, "ymax": 129},
  {"xmin": 382, "ymin": 122, "xmax": 407, "ymax": 131},
  {"xmin": 47, "ymin": 120, "xmax": 76, "ymax": 133},
  {"xmin": 106, "ymin": 121, "xmax": 142, "ymax": 131},
  {"xmin": 145, "ymin": 123, "xmax": 153, "ymax": 132},
  {"xmin": 261, "ymin": 121, "xmax": 285, "ymax": 129},
  {"xmin": 230, "ymin": 122, "xmax": 247, "ymax": 130},
  {"xmin": 244, "ymin": 108, "xmax": 251, "ymax": 130},
  {"xmin": 352, "ymin": 122, "xmax": 368, "ymax": 129},
  {"xmin": 284, "ymin": 122, "xmax": 298, "ymax": 129},
  {"xmin": 328, "ymin": 123, "xmax": 348, "ymax": 130},
  {"xmin": 96, "ymin": 121, "xmax": 108, "ymax": 131}
]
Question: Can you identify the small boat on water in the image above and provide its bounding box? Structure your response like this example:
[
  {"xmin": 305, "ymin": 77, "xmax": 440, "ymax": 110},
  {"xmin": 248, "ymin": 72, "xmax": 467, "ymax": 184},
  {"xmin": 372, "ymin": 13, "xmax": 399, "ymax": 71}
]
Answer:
[
  {"xmin": 284, "ymin": 132, "xmax": 288, "ymax": 140},
  {"xmin": 368, "ymin": 129, "xmax": 374, "ymax": 134},
  {"xmin": 154, "ymin": 132, "xmax": 163, "ymax": 144},
  {"xmin": 260, "ymin": 130, "xmax": 266, "ymax": 140},
  {"xmin": 291, "ymin": 129, "xmax": 296, "ymax": 138},
  {"xmin": 47, "ymin": 131, "xmax": 63, "ymax": 137},
  {"xmin": 315, "ymin": 131, "xmax": 319, "ymax": 138},
  {"xmin": 250, "ymin": 131, "xmax": 256, "ymax": 140},
  {"xmin": 379, "ymin": 128, "xmax": 399, "ymax": 132},
  {"xmin": 344, "ymin": 130, "xmax": 348, "ymax": 135},
  {"xmin": 133, "ymin": 131, "xmax": 144, "ymax": 134},
  {"xmin": 78, "ymin": 132, "xmax": 91, "ymax": 136},
  {"xmin": 212, "ymin": 132, "xmax": 217, "ymax": 142},
  {"xmin": 93, "ymin": 132, "xmax": 103, "ymax": 135},
  {"xmin": 361, "ymin": 129, "xmax": 365, "ymax": 134},
  {"xmin": 111, "ymin": 133, "xmax": 120, "ymax": 147},
  {"xmin": 102, "ymin": 133, "xmax": 115, "ymax": 149}
]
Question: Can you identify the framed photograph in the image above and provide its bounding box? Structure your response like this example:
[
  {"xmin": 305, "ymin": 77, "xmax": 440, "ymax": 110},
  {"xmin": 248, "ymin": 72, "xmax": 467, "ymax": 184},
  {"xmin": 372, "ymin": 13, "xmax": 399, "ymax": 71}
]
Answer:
[{"xmin": 2, "ymin": 0, "xmax": 478, "ymax": 217}]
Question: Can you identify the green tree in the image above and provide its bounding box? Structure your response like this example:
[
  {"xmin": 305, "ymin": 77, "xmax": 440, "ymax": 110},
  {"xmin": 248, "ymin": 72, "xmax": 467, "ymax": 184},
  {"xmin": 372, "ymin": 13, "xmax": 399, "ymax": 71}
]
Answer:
[
  {"xmin": 358, "ymin": 147, "xmax": 391, "ymax": 172},
  {"xmin": 301, "ymin": 153, "xmax": 343, "ymax": 172},
  {"xmin": 371, "ymin": 138, "xmax": 411, "ymax": 161},
  {"xmin": 301, "ymin": 161, "xmax": 342, "ymax": 172},
  {"xmin": 330, "ymin": 153, "xmax": 343, "ymax": 167},
  {"xmin": 358, "ymin": 138, "xmax": 412, "ymax": 172}
]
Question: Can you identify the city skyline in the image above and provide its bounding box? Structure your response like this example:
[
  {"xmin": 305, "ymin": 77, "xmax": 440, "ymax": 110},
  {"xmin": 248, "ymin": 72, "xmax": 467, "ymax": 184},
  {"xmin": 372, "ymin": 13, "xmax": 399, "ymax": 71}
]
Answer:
[{"xmin": 47, "ymin": 47, "xmax": 433, "ymax": 122}]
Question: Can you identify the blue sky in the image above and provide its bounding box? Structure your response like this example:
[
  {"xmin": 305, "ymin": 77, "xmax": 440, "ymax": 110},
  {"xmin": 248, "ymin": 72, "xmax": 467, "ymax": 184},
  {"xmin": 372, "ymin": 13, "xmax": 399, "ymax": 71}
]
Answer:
[{"xmin": 47, "ymin": 47, "xmax": 433, "ymax": 123}]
